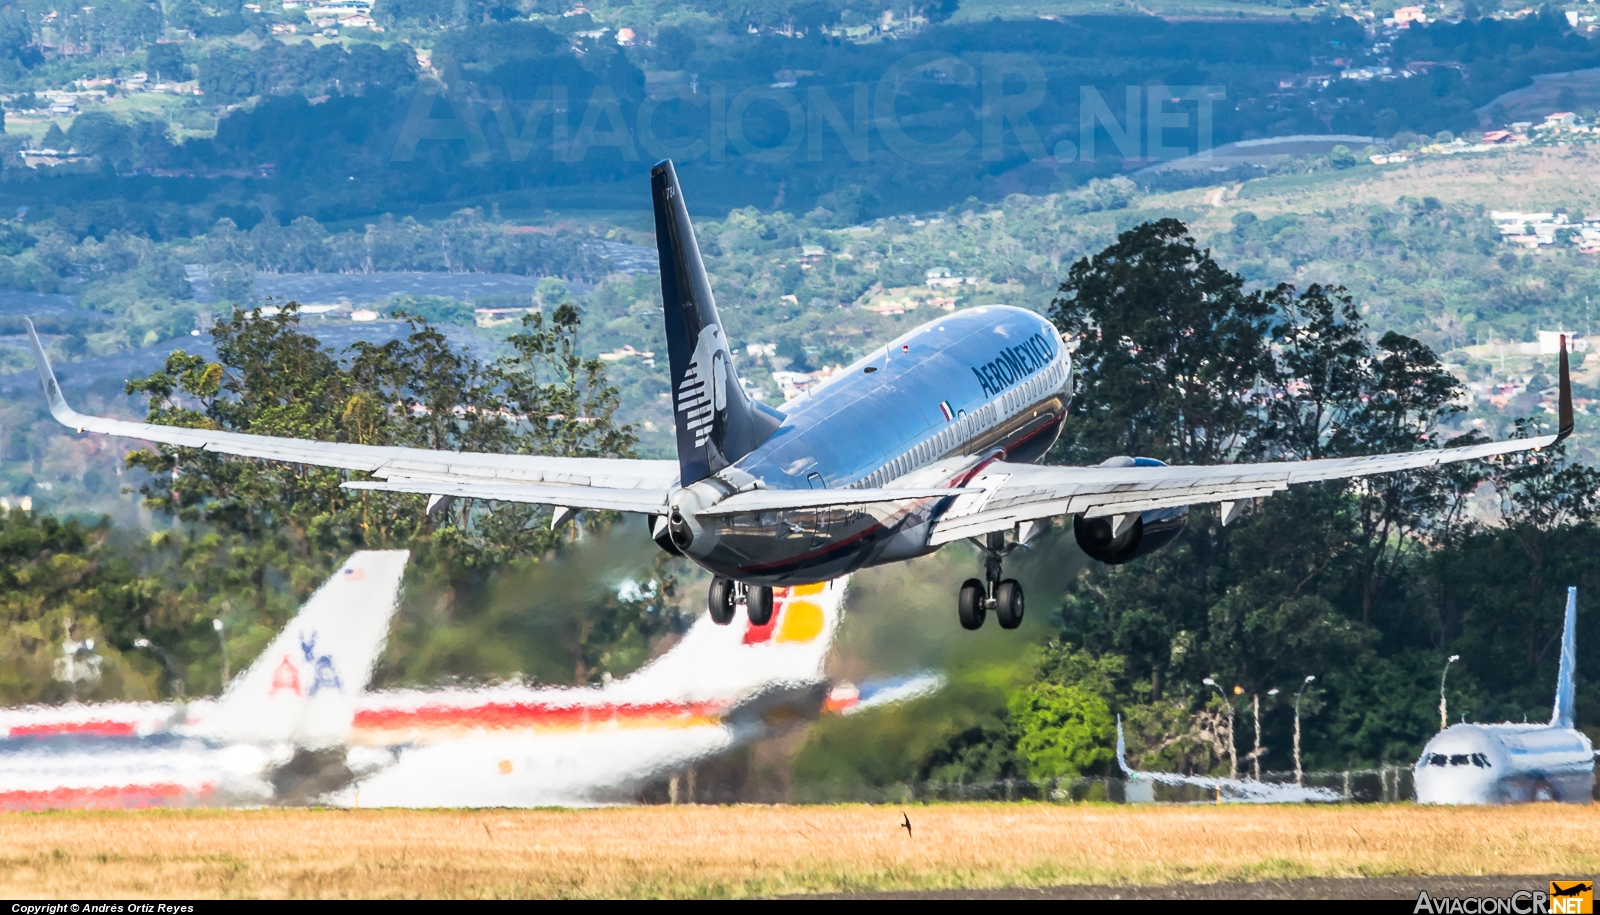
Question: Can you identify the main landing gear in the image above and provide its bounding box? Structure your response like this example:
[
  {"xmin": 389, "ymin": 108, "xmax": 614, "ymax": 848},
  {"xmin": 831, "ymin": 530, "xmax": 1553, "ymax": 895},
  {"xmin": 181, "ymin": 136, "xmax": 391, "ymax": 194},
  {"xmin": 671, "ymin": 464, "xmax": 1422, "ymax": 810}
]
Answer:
[
  {"xmin": 707, "ymin": 577, "xmax": 774, "ymax": 627},
  {"xmin": 958, "ymin": 531, "xmax": 1025, "ymax": 631}
]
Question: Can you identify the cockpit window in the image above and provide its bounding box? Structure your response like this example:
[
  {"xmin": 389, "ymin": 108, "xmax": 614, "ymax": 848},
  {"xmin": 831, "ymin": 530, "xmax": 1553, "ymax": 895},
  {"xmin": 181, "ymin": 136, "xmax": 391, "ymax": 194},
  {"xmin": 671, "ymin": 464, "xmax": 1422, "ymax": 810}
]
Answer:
[
  {"xmin": 1449, "ymin": 754, "xmax": 1470, "ymax": 766},
  {"xmin": 1471, "ymin": 753, "xmax": 1491, "ymax": 768},
  {"xmin": 1428, "ymin": 754, "xmax": 1448, "ymax": 766}
]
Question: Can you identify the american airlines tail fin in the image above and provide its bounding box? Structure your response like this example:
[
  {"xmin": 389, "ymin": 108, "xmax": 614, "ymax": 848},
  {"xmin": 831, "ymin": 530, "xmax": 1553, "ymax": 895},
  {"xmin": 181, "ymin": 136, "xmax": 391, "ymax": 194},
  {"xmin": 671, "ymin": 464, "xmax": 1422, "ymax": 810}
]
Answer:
[
  {"xmin": 603, "ymin": 578, "xmax": 847, "ymax": 705},
  {"xmin": 1553, "ymin": 586, "xmax": 1578, "ymax": 729},
  {"xmin": 193, "ymin": 551, "xmax": 408, "ymax": 747},
  {"xmin": 651, "ymin": 159, "xmax": 781, "ymax": 485}
]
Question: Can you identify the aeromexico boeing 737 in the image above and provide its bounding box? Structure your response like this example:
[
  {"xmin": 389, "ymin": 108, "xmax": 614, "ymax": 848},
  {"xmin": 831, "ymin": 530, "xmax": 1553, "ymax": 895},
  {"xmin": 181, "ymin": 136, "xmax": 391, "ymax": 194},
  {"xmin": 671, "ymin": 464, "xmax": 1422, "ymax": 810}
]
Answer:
[{"xmin": 25, "ymin": 160, "xmax": 1576, "ymax": 632}]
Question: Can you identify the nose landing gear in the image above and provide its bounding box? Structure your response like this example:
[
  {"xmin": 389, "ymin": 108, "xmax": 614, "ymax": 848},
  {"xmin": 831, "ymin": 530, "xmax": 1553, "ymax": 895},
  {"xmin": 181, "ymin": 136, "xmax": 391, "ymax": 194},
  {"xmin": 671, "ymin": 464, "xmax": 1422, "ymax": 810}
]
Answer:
[
  {"xmin": 957, "ymin": 531, "xmax": 1026, "ymax": 631},
  {"xmin": 706, "ymin": 577, "xmax": 775, "ymax": 626}
]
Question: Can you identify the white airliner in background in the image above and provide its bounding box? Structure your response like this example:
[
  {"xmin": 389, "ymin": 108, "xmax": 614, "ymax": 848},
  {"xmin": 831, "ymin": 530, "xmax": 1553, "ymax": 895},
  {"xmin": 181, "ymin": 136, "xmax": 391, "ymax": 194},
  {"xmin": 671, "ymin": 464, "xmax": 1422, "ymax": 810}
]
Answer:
[
  {"xmin": 0, "ymin": 551, "xmax": 408, "ymax": 809},
  {"xmin": 1415, "ymin": 587, "xmax": 1595, "ymax": 805},
  {"xmin": 333, "ymin": 576, "xmax": 946, "ymax": 808},
  {"xmin": 0, "ymin": 552, "xmax": 935, "ymax": 809}
]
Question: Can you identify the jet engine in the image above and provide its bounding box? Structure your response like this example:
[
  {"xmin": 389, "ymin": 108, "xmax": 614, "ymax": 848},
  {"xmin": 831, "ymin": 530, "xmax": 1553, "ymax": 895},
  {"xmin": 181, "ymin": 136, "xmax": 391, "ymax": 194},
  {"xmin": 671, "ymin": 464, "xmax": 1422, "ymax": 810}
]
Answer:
[
  {"xmin": 646, "ymin": 514, "xmax": 684, "ymax": 556},
  {"xmin": 1073, "ymin": 506, "xmax": 1188, "ymax": 565},
  {"xmin": 1072, "ymin": 456, "xmax": 1188, "ymax": 564}
]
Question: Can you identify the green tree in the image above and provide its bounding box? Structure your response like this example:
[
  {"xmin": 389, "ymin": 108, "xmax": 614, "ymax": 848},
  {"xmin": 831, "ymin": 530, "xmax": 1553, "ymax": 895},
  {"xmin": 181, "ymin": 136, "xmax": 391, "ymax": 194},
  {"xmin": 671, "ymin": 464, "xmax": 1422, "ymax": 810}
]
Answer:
[
  {"xmin": 1048, "ymin": 219, "xmax": 1274, "ymax": 465},
  {"xmin": 1009, "ymin": 682, "xmax": 1115, "ymax": 778},
  {"xmin": 117, "ymin": 302, "xmax": 644, "ymax": 692}
]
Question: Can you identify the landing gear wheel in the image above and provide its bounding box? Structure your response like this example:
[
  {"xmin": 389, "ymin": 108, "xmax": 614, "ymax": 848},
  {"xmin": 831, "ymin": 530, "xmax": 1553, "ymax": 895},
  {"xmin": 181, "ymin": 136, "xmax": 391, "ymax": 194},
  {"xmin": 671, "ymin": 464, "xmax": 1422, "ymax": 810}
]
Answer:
[
  {"xmin": 707, "ymin": 577, "xmax": 736, "ymax": 625},
  {"xmin": 958, "ymin": 578, "xmax": 986, "ymax": 630},
  {"xmin": 747, "ymin": 585, "xmax": 774, "ymax": 626},
  {"xmin": 995, "ymin": 579, "xmax": 1024, "ymax": 630}
]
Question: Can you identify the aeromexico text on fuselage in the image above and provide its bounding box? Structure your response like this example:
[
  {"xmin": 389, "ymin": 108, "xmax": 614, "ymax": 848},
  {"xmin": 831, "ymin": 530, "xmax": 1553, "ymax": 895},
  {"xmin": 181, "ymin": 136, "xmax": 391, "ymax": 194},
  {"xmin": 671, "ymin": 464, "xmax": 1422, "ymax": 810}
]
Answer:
[{"xmin": 971, "ymin": 332, "xmax": 1058, "ymax": 399}]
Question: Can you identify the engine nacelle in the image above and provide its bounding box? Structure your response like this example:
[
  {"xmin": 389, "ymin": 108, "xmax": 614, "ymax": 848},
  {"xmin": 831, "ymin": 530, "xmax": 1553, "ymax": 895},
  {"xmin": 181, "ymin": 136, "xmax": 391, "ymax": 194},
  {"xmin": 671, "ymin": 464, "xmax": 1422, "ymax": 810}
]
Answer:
[
  {"xmin": 1074, "ymin": 506, "xmax": 1188, "ymax": 565},
  {"xmin": 1073, "ymin": 456, "xmax": 1188, "ymax": 565},
  {"xmin": 646, "ymin": 513, "xmax": 685, "ymax": 556}
]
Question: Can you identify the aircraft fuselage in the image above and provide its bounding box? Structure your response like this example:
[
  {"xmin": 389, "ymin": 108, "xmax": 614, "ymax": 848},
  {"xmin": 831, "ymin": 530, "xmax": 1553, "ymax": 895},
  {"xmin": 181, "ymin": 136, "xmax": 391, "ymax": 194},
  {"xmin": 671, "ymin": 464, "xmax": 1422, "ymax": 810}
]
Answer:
[{"xmin": 670, "ymin": 305, "xmax": 1071, "ymax": 586}]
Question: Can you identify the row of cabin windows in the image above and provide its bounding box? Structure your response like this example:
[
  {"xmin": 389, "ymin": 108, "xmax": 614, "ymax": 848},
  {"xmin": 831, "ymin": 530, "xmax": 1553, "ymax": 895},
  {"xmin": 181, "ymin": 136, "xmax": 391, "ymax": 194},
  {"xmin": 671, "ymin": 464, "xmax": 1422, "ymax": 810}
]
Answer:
[
  {"xmin": 859, "ymin": 358, "xmax": 1063, "ymax": 489},
  {"xmin": 1425, "ymin": 752, "xmax": 1491, "ymax": 768}
]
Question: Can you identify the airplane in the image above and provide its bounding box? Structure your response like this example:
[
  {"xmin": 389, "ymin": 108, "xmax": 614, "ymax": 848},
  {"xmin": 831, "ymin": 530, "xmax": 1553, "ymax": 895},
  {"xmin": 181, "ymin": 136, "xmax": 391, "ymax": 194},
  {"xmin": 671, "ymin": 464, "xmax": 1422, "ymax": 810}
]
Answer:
[
  {"xmin": 1414, "ymin": 587, "xmax": 1595, "ymax": 805},
  {"xmin": 0, "ymin": 550, "xmax": 407, "ymax": 810},
  {"xmin": 24, "ymin": 158, "xmax": 1576, "ymax": 633},
  {"xmin": 329, "ymin": 577, "xmax": 861, "ymax": 807},
  {"xmin": 1113, "ymin": 715, "xmax": 1341, "ymax": 803}
]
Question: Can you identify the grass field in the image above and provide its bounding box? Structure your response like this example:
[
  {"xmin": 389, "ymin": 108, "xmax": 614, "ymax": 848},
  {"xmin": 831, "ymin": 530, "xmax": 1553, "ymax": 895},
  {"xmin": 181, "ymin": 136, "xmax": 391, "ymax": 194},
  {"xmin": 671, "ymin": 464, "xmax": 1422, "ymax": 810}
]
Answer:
[{"xmin": 1, "ymin": 804, "xmax": 1597, "ymax": 898}]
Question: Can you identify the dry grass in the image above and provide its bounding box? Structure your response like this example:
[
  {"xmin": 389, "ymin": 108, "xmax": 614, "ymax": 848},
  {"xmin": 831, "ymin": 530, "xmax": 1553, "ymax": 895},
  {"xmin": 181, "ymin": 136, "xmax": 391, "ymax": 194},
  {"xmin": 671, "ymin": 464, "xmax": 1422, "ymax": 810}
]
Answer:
[{"xmin": 0, "ymin": 804, "xmax": 1597, "ymax": 898}]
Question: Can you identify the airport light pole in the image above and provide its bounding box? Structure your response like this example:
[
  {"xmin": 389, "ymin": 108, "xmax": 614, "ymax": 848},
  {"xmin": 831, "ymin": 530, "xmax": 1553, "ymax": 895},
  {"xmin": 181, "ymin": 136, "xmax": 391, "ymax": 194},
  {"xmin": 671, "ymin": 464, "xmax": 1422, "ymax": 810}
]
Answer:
[
  {"xmin": 1294, "ymin": 676, "xmax": 1315, "ymax": 787},
  {"xmin": 133, "ymin": 638, "xmax": 185, "ymax": 699},
  {"xmin": 1439, "ymin": 654, "xmax": 1460, "ymax": 731},
  {"xmin": 1203, "ymin": 678, "xmax": 1237, "ymax": 779}
]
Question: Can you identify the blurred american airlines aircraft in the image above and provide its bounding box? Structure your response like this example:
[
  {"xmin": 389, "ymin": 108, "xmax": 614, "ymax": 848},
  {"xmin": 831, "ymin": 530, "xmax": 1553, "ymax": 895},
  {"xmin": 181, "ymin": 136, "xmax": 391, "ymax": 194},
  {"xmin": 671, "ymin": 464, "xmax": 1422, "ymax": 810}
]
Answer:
[
  {"xmin": 332, "ymin": 578, "xmax": 869, "ymax": 808},
  {"xmin": 0, "ymin": 551, "xmax": 407, "ymax": 809}
]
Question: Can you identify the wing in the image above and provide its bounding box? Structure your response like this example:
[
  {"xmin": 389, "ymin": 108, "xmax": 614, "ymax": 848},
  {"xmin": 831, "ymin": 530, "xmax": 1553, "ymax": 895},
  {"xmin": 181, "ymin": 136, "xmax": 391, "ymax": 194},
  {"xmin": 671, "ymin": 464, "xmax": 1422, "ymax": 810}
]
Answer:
[
  {"xmin": 930, "ymin": 339, "xmax": 1575, "ymax": 547},
  {"xmin": 27, "ymin": 320, "xmax": 680, "ymax": 514}
]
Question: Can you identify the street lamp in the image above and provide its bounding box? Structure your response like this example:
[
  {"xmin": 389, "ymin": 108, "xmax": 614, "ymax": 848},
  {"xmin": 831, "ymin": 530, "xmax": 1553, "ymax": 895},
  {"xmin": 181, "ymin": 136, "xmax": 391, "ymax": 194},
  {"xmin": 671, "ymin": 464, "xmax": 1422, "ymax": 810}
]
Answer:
[
  {"xmin": 213, "ymin": 618, "xmax": 228, "ymax": 687},
  {"xmin": 1439, "ymin": 654, "xmax": 1460, "ymax": 731},
  {"xmin": 132, "ymin": 637, "xmax": 185, "ymax": 699},
  {"xmin": 1203, "ymin": 677, "xmax": 1237, "ymax": 779},
  {"xmin": 1292, "ymin": 676, "xmax": 1316, "ymax": 787}
]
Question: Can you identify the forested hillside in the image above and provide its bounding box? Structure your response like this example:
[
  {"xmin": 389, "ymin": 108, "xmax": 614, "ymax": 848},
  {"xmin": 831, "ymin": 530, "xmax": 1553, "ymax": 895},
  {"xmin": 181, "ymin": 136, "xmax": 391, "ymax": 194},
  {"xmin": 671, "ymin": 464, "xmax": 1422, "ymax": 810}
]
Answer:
[{"xmin": 0, "ymin": 3, "xmax": 1590, "ymax": 226}]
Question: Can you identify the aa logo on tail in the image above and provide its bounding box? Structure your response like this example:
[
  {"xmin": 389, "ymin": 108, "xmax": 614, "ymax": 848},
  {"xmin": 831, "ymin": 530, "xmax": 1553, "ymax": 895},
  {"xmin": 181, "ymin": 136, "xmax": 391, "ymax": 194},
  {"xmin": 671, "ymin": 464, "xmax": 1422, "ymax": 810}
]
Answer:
[{"xmin": 265, "ymin": 630, "xmax": 343, "ymax": 697}]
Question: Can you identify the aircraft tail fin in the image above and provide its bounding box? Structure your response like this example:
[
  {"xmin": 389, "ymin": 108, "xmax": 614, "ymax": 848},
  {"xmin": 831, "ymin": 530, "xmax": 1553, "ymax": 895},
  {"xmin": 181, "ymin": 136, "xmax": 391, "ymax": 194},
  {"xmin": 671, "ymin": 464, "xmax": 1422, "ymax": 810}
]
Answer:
[
  {"xmin": 196, "ymin": 551, "xmax": 409, "ymax": 747},
  {"xmin": 1116, "ymin": 714, "xmax": 1133, "ymax": 777},
  {"xmin": 604, "ymin": 578, "xmax": 848, "ymax": 705},
  {"xmin": 651, "ymin": 159, "xmax": 781, "ymax": 485},
  {"xmin": 1553, "ymin": 585, "xmax": 1578, "ymax": 729}
]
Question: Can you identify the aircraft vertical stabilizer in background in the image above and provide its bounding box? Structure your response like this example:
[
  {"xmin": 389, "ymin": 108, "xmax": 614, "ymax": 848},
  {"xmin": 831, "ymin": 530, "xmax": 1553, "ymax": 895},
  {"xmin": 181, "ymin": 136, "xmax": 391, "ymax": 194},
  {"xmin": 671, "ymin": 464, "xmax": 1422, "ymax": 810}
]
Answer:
[
  {"xmin": 331, "ymin": 577, "xmax": 852, "ymax": 808},
  {"xmin": 183, "ymin": 550, "xmax": 409, "ymax": 748},
  {"xmin": 0, "ymin": 551, "xmax": 408, "ymax": 810},
  {"xmin": 1415, "ymin": 587, "xmax": 1595, "ymax": 805}
]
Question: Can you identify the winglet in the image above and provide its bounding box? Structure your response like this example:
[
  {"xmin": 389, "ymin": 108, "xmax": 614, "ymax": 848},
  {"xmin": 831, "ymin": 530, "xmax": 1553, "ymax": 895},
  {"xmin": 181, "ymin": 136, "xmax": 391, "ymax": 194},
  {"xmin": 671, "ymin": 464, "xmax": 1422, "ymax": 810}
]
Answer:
[
  {"xmin": 24, "ymin": 317, "xmax": 76, "ymax": 426},
  {"xmin": 1558, "ymin": 333, "xmax": 1574, "ymax": 443}
]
